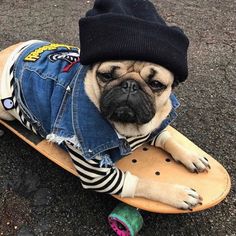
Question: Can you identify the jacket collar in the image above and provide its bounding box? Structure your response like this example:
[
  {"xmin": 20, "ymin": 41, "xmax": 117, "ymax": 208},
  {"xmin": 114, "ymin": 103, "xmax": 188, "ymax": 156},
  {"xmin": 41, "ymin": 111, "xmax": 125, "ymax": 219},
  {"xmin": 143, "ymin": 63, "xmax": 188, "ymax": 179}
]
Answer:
[
  {"xmin": 72, "ymin": 65, "xmax": 128, "ymax": 159},
  {"xmin": 149, "ymin": 93, "xmax": 180, "ymax": 139}
]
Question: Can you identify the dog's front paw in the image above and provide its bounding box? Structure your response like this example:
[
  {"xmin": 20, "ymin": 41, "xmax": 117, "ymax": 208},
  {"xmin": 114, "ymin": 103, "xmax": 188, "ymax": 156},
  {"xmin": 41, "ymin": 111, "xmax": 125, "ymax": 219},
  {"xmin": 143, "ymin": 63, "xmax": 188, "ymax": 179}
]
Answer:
[
  {"xmin": 166, "ymin": 184, "xmax": 203, "ymax": 210},
  {"xmin": 173, "ymin": 151, "xmax": 211, "ymax": 173},
  {"xmin": 135, "ymin": 180, "xmax": 202, "ymax": 210}
]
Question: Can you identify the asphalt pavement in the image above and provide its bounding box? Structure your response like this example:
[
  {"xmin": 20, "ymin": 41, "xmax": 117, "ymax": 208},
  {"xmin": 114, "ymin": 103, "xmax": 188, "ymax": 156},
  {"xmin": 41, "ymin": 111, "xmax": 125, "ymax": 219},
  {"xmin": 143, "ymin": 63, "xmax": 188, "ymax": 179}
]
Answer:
[{"xmin": 0, "ymin": 0, "xmax": 235, "ymax": 235}]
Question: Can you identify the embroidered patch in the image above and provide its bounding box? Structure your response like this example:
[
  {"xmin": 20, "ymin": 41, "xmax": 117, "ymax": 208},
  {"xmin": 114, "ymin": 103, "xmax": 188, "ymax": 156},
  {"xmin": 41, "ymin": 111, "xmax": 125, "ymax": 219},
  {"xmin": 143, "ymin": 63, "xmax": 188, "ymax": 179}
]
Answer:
[
  {"xmin": 48, "ymin": 51, "xmax": 80, "ymax": 72},
  {"xmin": 24, "ymin": 43, "xmax": 79, "ymax": 62},
  {"xmin": 1, "ymin": 97, "xmax": 14, "ymax": 110}
]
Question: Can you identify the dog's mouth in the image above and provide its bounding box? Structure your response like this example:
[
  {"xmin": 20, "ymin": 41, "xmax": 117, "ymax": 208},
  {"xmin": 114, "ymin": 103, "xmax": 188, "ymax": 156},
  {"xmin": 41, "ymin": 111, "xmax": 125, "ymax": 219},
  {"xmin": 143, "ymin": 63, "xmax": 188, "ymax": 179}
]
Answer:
[
  {"xmin": 100, "ymin": 88, "xmax": 155, "ymax": 124},
  {"xmin": 110, "ymin": 105, "xmax": 137, "ymax": 123}
]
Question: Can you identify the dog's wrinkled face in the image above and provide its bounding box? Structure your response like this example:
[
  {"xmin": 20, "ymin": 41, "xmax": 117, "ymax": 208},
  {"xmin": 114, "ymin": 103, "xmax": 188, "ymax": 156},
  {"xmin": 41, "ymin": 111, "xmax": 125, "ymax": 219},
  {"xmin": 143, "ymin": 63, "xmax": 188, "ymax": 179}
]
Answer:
[{"xmin": 84, "ymin": 61, "xmax": 174, "ymax": 136}]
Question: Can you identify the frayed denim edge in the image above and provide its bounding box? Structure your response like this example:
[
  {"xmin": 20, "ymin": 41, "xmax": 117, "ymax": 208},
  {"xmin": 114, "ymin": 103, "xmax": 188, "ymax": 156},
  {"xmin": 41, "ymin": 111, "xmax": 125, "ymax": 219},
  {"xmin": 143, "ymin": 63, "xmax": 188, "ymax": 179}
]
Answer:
[{"xmin": 46, "ymin": 133, "xmax": 81, "ymax": 149}]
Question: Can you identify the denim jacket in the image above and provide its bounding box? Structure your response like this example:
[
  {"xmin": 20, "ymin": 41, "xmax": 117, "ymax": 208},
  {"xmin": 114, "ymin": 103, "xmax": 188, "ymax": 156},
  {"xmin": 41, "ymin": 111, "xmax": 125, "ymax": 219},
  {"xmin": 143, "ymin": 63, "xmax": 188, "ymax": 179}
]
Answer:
[{"xmin": 13, "ymin": 41, "xmax": 180, "ymax": 163}]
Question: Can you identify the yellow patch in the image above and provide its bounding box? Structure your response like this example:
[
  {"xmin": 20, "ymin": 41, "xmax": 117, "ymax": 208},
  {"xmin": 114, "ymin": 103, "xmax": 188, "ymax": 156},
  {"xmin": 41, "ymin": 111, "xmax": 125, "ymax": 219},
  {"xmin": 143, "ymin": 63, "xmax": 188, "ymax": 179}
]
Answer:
[{"xmin": 24, "ymin": 43, "xmax": 79, "ymax": 62}]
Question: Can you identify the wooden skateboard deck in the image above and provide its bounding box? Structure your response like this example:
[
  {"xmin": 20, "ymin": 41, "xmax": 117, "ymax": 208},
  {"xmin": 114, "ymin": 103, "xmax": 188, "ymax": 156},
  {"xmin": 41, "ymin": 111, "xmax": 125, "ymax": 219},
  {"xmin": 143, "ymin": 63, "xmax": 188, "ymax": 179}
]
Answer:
[{"xmin": 0, "ymin": 119, "xmax": 231, "ymax": 214}]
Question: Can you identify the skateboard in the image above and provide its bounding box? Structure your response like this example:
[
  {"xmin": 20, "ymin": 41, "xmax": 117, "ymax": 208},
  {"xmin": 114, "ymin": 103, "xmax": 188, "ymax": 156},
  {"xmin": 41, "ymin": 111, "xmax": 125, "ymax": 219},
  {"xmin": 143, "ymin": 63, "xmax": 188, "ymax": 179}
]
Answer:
[{"xmin": 0, "ymin": 119, "xmax": 231, "ymax": 236}]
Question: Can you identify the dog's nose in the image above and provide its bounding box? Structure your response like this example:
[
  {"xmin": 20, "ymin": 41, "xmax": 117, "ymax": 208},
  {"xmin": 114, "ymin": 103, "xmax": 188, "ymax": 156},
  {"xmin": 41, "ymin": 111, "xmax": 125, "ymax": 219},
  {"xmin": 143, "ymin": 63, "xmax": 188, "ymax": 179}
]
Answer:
[{"xmin": 121, "ymin": 80, "xmax": 139, "ymax": 93}]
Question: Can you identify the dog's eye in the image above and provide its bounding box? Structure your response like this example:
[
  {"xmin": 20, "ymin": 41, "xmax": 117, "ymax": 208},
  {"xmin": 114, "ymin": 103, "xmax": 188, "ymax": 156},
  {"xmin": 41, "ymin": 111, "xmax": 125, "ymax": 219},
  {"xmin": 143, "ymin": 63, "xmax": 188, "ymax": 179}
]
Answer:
[
  {"xmin": 97, "ymin": 72, "xmax": 114, "ymax": 82},
  {"xmin": 148, "ymin": 80, "xmax": 167, "ymax": 91}
]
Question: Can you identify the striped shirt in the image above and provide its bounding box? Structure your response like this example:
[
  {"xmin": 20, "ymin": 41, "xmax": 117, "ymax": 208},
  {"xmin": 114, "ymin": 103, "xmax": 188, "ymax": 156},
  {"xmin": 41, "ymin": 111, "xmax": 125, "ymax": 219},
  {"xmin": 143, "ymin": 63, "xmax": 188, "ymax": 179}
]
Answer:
[{"xmin": 64, "ymin": 132, "xmax": 153, "ymax": 195}]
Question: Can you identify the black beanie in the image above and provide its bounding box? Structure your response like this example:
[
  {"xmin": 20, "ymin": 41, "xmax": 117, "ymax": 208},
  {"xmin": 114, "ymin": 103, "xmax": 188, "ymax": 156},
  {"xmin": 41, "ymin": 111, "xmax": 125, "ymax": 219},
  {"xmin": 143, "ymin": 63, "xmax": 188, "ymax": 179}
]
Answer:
[{"xmin": 79, "ymin": 0, "xmax": 189, "ymax": 82}]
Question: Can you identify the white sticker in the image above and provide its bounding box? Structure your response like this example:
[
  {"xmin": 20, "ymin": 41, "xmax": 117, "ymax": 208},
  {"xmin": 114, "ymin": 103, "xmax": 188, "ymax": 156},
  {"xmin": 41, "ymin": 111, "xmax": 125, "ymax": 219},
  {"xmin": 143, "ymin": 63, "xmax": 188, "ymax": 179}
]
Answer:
[{"xmin": 1, "ymin": 98, "xmax": 14, "ymax": 110}]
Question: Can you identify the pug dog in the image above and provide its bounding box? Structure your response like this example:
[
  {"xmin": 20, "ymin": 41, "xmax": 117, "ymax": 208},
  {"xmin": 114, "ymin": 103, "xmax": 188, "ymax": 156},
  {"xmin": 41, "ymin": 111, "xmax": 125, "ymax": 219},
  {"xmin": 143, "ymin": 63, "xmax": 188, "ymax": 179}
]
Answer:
[
  {"xmin": 0, "ymin": 0, "xmax": 211, "ymax": 211},
  {"xmin": 0, "ymin": 40, "xmax": 210, "ymax": 211}
]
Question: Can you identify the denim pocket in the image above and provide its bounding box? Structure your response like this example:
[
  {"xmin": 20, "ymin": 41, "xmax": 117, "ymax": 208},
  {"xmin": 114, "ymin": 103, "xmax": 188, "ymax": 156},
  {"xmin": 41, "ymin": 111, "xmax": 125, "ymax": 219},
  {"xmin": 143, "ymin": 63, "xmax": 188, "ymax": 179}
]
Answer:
[
  {"xmin": 13, "ymin": 79, "xmax": 46, "ymax": 136},
  {"xmin": 16, "ymin": 67, "xmax": 56, "ymax": 134}
]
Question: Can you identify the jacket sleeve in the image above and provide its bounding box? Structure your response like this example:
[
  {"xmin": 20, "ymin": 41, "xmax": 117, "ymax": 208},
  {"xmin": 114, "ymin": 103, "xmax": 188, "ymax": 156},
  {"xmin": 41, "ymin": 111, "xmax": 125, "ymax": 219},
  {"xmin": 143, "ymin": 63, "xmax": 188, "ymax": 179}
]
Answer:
[{"xmin": 65, "ymin": 142, "xmax": 139, "ymax": 197}]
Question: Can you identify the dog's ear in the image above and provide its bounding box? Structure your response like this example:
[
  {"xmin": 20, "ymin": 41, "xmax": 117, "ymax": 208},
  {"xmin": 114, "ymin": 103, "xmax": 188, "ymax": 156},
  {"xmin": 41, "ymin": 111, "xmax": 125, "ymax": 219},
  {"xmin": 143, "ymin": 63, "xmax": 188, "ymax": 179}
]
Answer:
[
  {"xmin": 88, "ymin": 62, "xmax": 102, "ymax": 72},
  {"xmin": 172, "ymin": 76, "xmax": 180, "ymax": 88},
  {"xmin": 88, "ymin": 63, "xmax": 96, "ymax": 70}
]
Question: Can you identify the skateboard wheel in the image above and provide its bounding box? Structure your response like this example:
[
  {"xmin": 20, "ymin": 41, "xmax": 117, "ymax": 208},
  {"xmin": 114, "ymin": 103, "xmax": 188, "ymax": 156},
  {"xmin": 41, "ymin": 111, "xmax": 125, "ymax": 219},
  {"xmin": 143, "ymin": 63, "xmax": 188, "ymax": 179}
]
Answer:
[{"xmin": 108, "ymin": 203, "xmax": 143, "ymax": 236}]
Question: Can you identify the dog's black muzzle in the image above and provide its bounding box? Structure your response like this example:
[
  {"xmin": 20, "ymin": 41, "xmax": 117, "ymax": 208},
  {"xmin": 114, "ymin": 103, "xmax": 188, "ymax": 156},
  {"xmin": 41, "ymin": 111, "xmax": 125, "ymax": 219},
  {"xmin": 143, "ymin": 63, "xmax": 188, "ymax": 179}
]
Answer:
[{"xmin": 100, "ymin": 80, "xmax": 155, "ymax": 124}]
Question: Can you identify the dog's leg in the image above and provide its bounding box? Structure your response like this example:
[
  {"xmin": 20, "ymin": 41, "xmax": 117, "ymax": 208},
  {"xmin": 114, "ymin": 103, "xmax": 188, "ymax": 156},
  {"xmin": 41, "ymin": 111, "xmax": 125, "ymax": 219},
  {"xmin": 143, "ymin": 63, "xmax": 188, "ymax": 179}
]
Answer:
[
  {"xmin": 134, "ymin": 178, "xmax": 202, "ymax": 210},
  {"xmin": 153, "ymin": 130, "xmax": 211, "ymax": 173},
  {"xmin": 132, "ymin": 130, "xmax": 211, "ymax": 209}
]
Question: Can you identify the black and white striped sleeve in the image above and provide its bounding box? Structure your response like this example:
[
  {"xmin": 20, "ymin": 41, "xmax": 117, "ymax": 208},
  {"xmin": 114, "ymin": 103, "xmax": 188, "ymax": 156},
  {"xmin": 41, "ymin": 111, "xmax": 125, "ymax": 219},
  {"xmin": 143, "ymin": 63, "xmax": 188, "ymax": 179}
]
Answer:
[
  {"xmin": 149, "ymin": 129, "xmax": 171, "ymax": 148},
  {"xmin": 65, "ymin": 142, "xmax": 139, "ymax": 197}
]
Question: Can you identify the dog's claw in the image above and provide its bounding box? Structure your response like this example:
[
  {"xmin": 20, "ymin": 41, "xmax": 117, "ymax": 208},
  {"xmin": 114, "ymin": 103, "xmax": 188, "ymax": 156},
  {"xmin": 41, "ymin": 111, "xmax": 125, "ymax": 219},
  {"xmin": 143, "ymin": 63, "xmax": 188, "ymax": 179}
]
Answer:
[
  {"xmin": 157, "ymin": 184, "xmax": 203, "ymax": 210},
  {"xmin": 174, "ymin": 152, "xmax": 211, "ymax": 174},
  {"xmin": 200, "ymin": 158, "xmax": 211, "ymax": 171},
  {"xmin": 193, "ymin": 166, "xmax": 199, "ymax": 174},
  {"xmin": 176, "ymin": 186, "xmax": 203, "ymax": 210}
]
